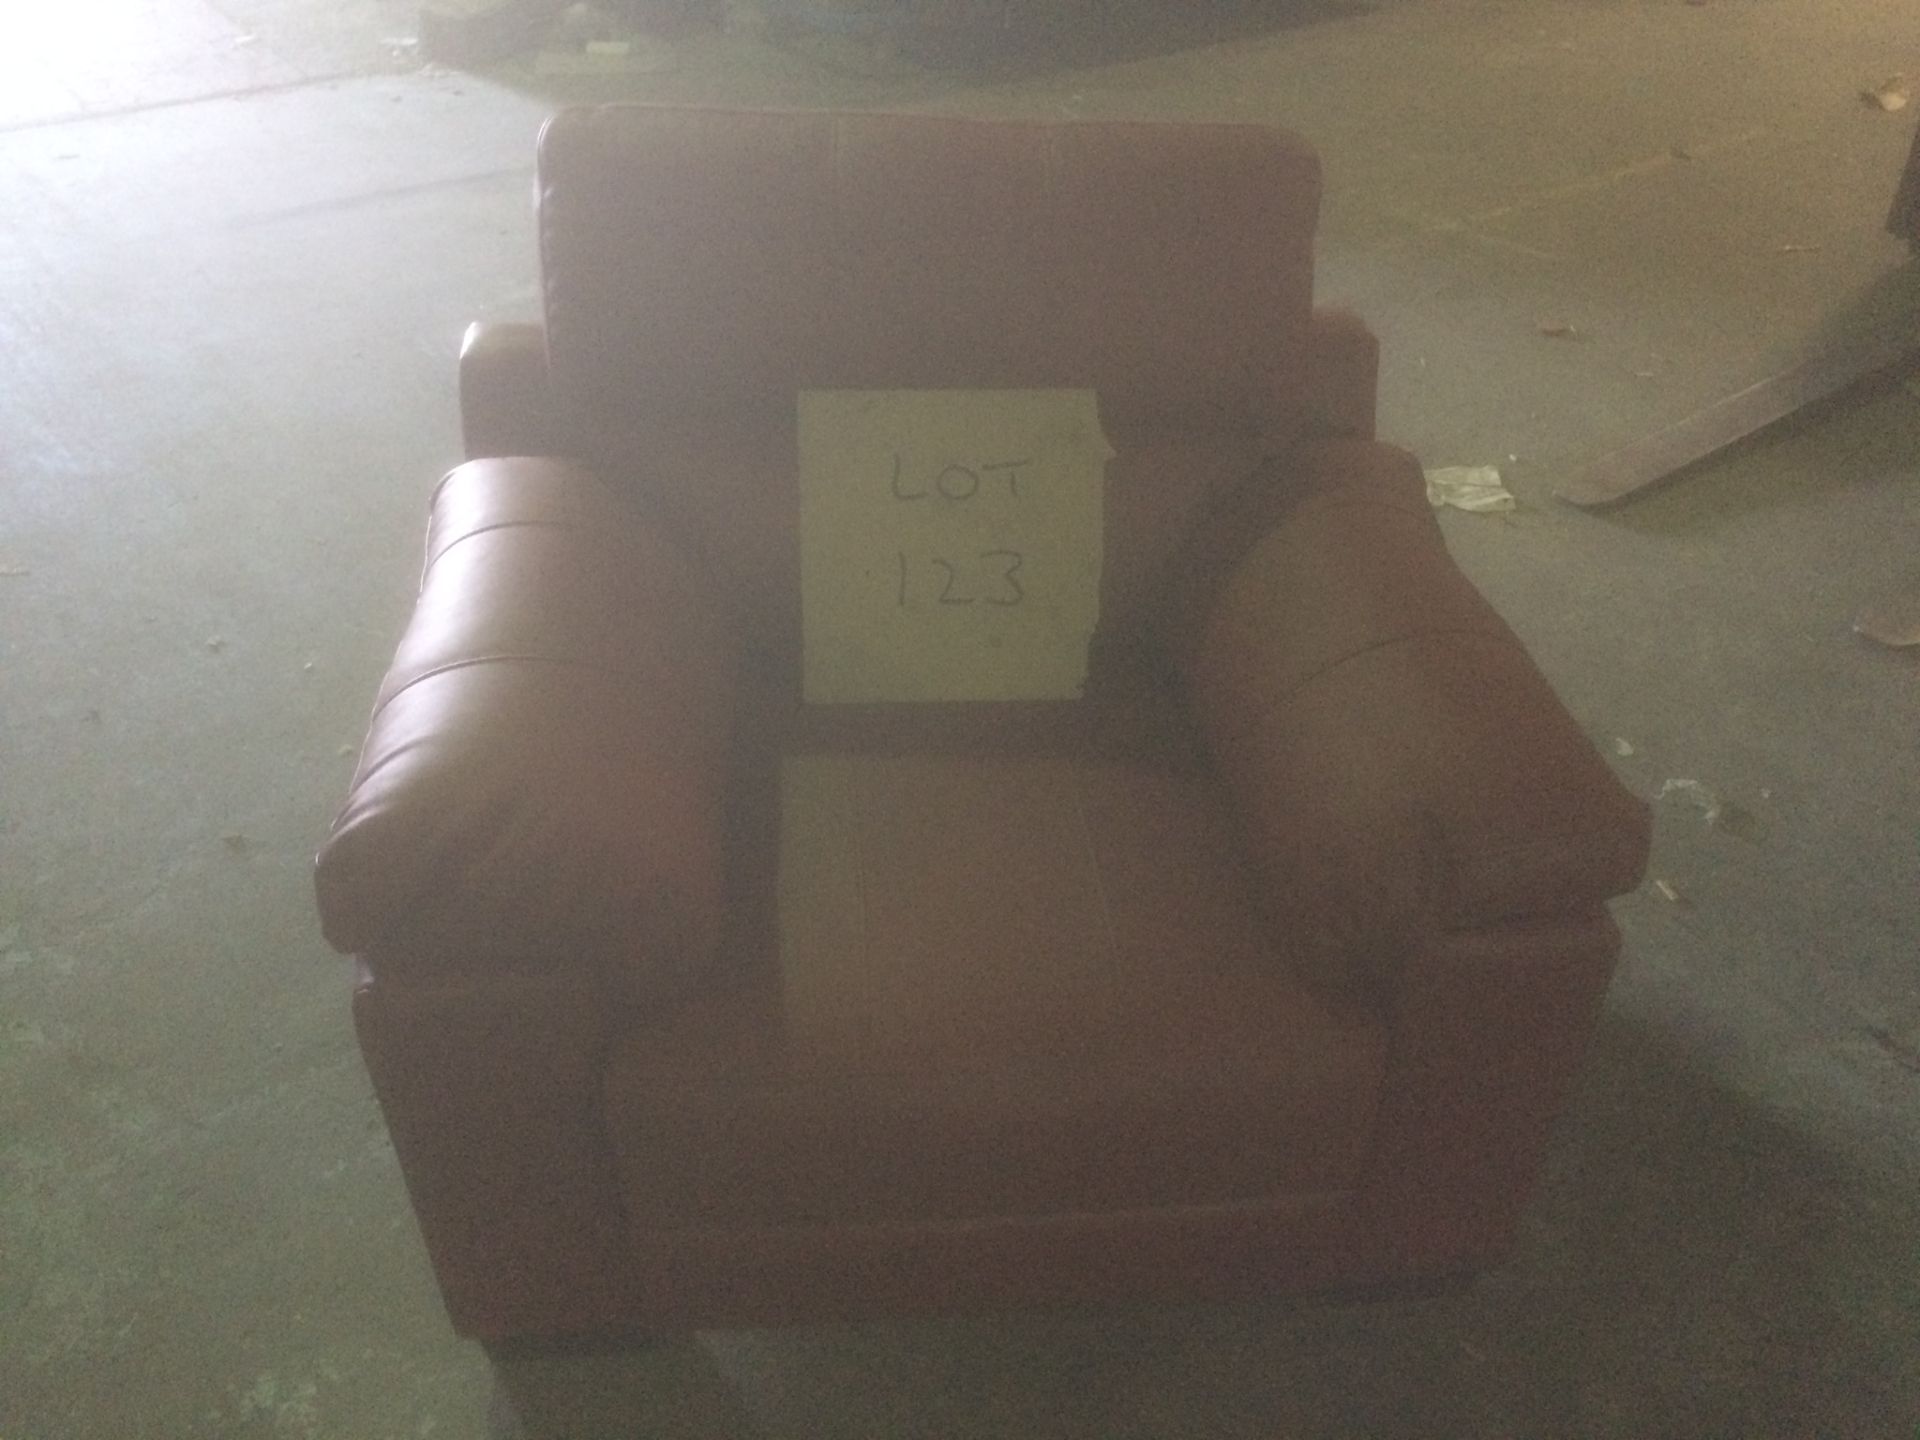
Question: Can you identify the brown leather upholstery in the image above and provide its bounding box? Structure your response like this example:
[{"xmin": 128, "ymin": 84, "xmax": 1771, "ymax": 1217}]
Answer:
[
  {"xmin": 535, "ymin": 107, "xmax": 1321, "ymax": 662},
  {"xmin": 605, "ymin": 755, "xmax": 1388, "ymax": 1229},
  {"xmin": 1170, "ymin": 438, "xmax": 1651, "ymax": 993},
  {"xmin": 538, "ymin": 108, "xmax": 1319, "ymax": 438},
  {"xmin": 316, "ymin": 107, "xmax": 1651, "ymax": 1343},
  {"xmin": 317, "ymin": 458, "xmax": 735, "ymax": 1002}
]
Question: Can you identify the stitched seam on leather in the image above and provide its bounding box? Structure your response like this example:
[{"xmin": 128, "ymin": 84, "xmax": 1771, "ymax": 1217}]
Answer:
[
  {"xmin": 1172, "ymin": 493, "xmax": 1425, "ymax": 642},
  {"xmin": 1444, "ymin": 828, "xmax": 1640, "ymax": 922},
  {"xmin": 1442, "ymin": 908, "xmax": 1615, "ymax": 938},
  {"xmin": 367, "ymin": 651, "xmax": 649, "ymax": 729},
  {"xmin": 1446, "ymin": 829, "xmax": 1616, "ymax": 896},
  {"xmin": 1276, "ymin": 624, "xmax": 1518, "ymax": 706},
  {"xmin": 1466, "ymin": 828, "xmax": 1611, "ymax": 866},
  {"xmin": 425, "ymin": 515, "xmax": 611, "ymax": 573},
  {"xmin": 1303, "ymin": 491, "xmax": 1425, "ymax": 514},
  {"xmin": 1199, "ymin": 494, "xmax": 1423, "ymax": 578},
  {"xmin": 624, "ymin": 1192, "xmax": 1358, "ymax": 1232},
  {"xmin": 1276, "ymin": 496, "xmax": 1427, "ymax": 530}
]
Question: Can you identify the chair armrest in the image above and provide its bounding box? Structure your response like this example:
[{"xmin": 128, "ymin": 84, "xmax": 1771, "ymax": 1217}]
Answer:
[
  {"xmin": 1363, "ymin": 912, "xmax": 1621, "ymax": 1272},
  {"xmin": 459, "ymin": 321, "xmax": 564, "ymax": 461},
  {"xmin": 315, "ymin": 457, "xmax": 735, "ymax": 1001},
  {"xmin": 351, "ymin": 962, "xmax": 639, "ymax": 1339},
  {"xmin": 1301, "ymin": 306, "xmax": 1379, "ymax": 441},
  {"xmin": 1171, "ymin": 439, "xmax": 1650, "ymax": 992}
]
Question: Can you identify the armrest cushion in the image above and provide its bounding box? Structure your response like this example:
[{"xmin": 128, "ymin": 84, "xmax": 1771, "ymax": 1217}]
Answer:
[
  {"xmin": 315, "ymin": 458, "xmax": 735, "ymax": 997},
  {"xmin": 1174, "ymin": 440, "xmax": 1650, "ymax": 985}
]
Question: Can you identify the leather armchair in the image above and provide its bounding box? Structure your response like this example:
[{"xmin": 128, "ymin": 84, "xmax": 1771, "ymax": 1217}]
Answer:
[{"xmin": 316, "ymin": 105, "xmax": 1651, "ymax": 1345}]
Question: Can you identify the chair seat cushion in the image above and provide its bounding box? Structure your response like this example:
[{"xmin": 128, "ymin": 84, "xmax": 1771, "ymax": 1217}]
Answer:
[{"xmin": 603, "ymin": 754, "xmax": 1387, "ymax": 1229}]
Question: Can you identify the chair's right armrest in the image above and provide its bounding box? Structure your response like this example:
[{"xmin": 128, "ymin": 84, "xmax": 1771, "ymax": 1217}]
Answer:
[
  {"xmin": 459, "ymin": 321, "xmax": 564, "ymax": 461},
  {"xmin": 315, "ymin": 457, "xmax": 736, "ymax": 1004},
  {"xmin": 1300, "ymin": 306, "xmax": 1379, "ymax": 442},
  {"xmin": 1167, "ymin": 439, "xmax": 1650, "ymax": 996}
]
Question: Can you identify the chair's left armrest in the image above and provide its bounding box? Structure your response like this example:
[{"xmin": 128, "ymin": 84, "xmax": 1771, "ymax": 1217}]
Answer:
[{"xmin": 315, "ymin": 456, "xmax": 736, "ymax": 1005}]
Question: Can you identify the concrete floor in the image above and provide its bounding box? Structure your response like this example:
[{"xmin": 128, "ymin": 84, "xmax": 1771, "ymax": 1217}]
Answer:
[{"xmin": 3, "ymin": 0, "xmax": 1917, "ymax": 1435}]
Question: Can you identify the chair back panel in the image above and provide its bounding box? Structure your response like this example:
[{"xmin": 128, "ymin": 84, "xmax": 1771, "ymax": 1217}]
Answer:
[{"xmin": 536, "ymin": 106, "xmax": 1323, "ymax": 671}]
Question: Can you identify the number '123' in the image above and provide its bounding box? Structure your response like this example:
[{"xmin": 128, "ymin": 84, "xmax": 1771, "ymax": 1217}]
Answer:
[{"xmin": 897, "ymin": 550, "xmax": 1025, "ymax": 607}]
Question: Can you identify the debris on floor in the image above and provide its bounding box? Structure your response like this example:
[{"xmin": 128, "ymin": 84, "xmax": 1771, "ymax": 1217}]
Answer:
[
  {"xmin": 1852, "ymin": 579, "xmax": 1920, "ymax": 647},
  {"xmin": 534, "ymin": 37, "xmax": 677, "ymax": 72},
  {"xmin": 422, "ymin": 0, "xmax": 721, "ymax": 64},
  {"xmin": 1862, "ymin": 75, "xmax": 1910, "ymax": 112},
  {"xmin": 557, "ymin": 0, "xmax": 620, "ymax": 38},
  {"xmin": 1614, "ymin": 737, "xmax": 1636, "ymax": 757},
  {"xmin": 1652, "ymin": 878, "xmax": 1686, "ymax": 904},
  {"xmin": 1656, "ymin": 778, "xmax": 1771, "ymax": 840},
  {"xmin": 1538, "ymin": 320, "xmax": 1581, "ymax": 339},
  {"xmin": 534, "ymin": 1, "xmax": 680, "ymax": 72},
  {"xmin": 1777, "ymin": 242, "xmax": 1823, "ymax": 254},
  {"xmin": 1424, "ymin": 465, "xmax": 1516, "ymax": 513},
  {"xmin": 1657, "ymin": 777, "xmax": 1723, "ymax": 824}
]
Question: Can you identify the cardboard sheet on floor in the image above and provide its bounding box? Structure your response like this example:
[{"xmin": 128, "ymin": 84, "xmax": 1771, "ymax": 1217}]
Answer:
[{"xmin": 798, "ymin": 389, "xmax": 1113, "ymax": 704}]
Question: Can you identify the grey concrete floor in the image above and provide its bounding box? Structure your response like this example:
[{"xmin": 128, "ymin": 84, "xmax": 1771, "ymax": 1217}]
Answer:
[{"xmin": 3, "ymin": 0, "xmax": 1917, "ymax": 1436}]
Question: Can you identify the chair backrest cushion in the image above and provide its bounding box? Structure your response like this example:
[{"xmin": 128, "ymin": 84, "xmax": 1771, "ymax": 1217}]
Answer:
[{"xmin": 537, "ymin": 106, "xmax": 1322, "ymax": 677}]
